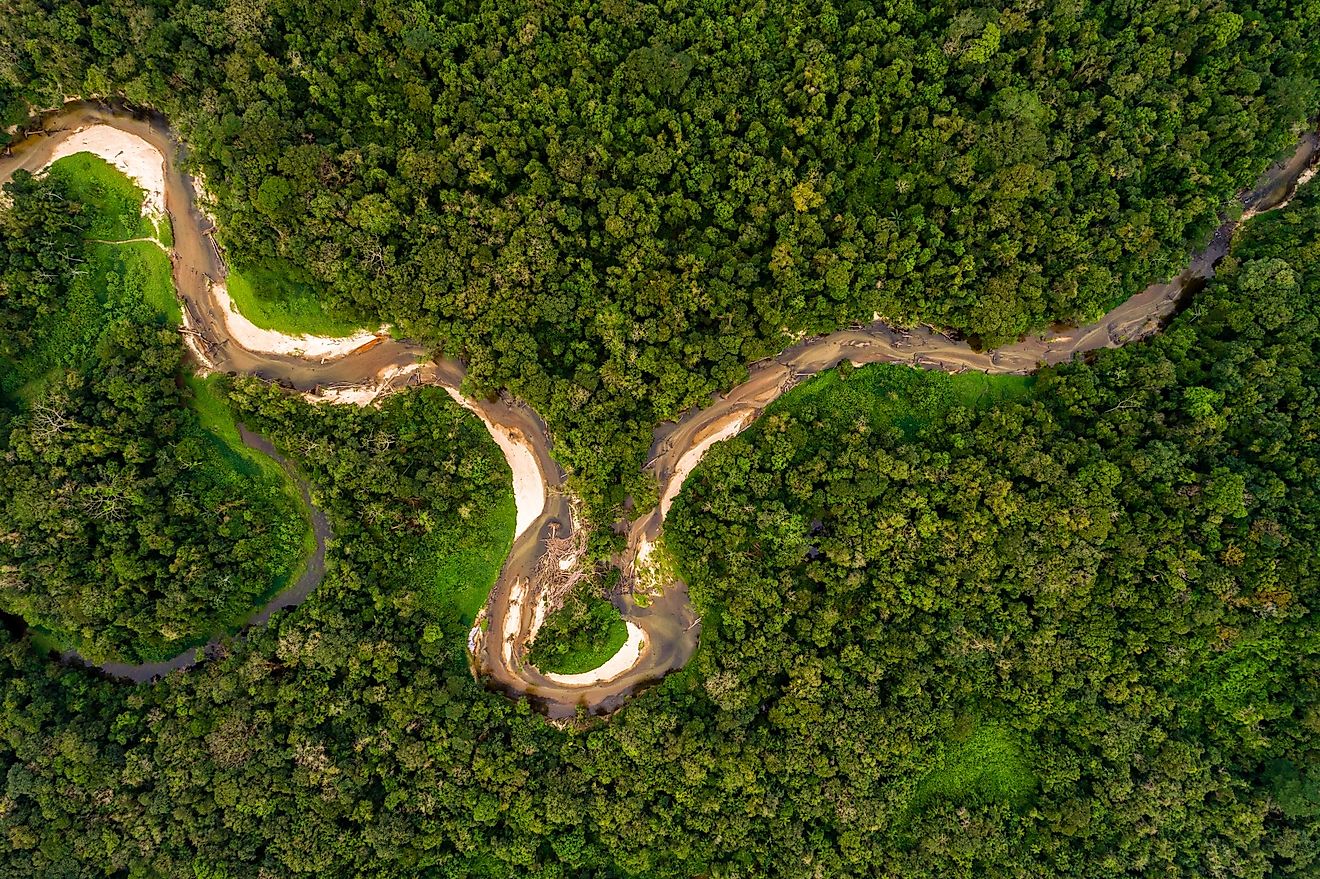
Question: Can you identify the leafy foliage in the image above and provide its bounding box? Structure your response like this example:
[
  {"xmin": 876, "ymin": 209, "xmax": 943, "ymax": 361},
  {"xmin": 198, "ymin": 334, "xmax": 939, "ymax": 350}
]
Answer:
[
  {"xmin": 527, "ymin": 581, "xmax": 628, "ymax": 675},
  {"xmin": 0, "ymin": 167, "xmax": 307, "ymax": 663},
  {"xmin": 0, "ymin": 325, "xmax": 308, "ymax": 662},
  {"xmin": 1, "ymin": 184, "xmax": 1317, "ymax": 877},
  {"xmin": 224, "ymin": 380, "xmax": 515, "ymax": 622},
  {"xmin": 2, "ymin": 0, "xmax": 1316, "ymax": 521},
  {"xmin": 0, "ymin": 2, "xmax": 1319, "ymax": 876},
  {"xmin": 910, "ymin": 720, "xmax": 1036, "ymax": 812}
]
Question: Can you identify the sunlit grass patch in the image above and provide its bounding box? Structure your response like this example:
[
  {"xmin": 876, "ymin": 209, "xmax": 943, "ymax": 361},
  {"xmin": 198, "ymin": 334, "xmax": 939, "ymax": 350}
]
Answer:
[
  {"xmin": 767, "ymin": 361, "xmax": 1034, "ymax": 436},
  {"xmin": 47, "ymin": 152, "xmax": 156, "ymax": 241},
  {"xmin": 227, "ymin": 258, "xmax": 372, "ymax": 338},
  {"xmin": 426, "ymin": 491, "xmax": 517, "ymax": 623}
]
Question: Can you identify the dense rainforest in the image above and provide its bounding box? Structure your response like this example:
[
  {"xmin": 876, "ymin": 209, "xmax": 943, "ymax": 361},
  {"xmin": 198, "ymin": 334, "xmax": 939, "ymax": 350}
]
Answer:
[
  {"xmin": 1, "ymin": 145, "xmax": 1317, "ymax": 879},
  {"xmin": 0, "ymin": 168, "xmax": 308, "ymax": 663},
  {"xmin": 2, "ymin": 0, "xmax": 1317, "ymax": 518}
]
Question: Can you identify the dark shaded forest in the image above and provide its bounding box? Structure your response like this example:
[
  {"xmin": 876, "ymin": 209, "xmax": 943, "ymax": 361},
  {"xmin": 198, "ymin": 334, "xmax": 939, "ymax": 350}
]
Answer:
[
  {"xmin": 2, "ymin": 0, "xmax": 1316, "ymax": 518},
  {"xmin": 1, "ymin": 142, "xmax": 1317, "ymax": 879}
]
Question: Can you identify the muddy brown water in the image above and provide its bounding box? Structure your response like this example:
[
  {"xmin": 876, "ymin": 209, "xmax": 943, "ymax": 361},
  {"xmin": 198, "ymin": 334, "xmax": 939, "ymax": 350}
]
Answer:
[{"xmin": 2, "ymin": 101, "xmax": 1317, "ymax": 713}]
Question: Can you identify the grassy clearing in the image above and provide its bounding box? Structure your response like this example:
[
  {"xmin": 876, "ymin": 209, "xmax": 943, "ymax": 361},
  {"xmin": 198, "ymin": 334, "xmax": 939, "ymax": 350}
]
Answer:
[
  {"xmin": 766, "ymin": 361, "xmax": 1034, "ymax": 436},
  {"xmin": 911, "ymin": 721, "xmax": 1037, "ymax": 811},
  {"xmin": 227, "ymin": 258, "xmax": 372, "ymax": 337},
  {"xmin": 425, "ymin": 491, "xmax": 517, "ymax": 622},
  {"xmin": 45, "ymin": 153, "xmax": 155, "ymax": 241}
]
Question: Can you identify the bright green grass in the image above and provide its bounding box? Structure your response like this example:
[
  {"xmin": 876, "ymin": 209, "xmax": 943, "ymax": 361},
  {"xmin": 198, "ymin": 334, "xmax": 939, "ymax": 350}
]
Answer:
[
  {"xmin": 155, "ymin": 213, "xmax": 174, "ymax": 248},
  {"xmin": 227, "ymin": 258, "xmax": 371, "ymax": 338},
  {"xmin": 426, "ymin": 492, "xmax": 518, "ymax": 622},
  {"xmin": 100, "ymin": 240, "xmax": 180, "ymax": 323},
  {"xmin": 46, "ymin": 153, "xmax": 155, "ymax": 241},
  {"xmin": 534, "ymin": 599, "xmax": 629, "ymax": 675},
  {"xmin": 766, "ymin": 361, "xmax": 1035, "ymax": 435},
  {"xmin": 911, "ymin": 721, "xmax": 1037, "ymax": 811}
]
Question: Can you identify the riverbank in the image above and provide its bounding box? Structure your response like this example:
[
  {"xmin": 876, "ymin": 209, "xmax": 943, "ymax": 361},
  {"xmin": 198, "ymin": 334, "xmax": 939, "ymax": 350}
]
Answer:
[{"xmin": 2, "ymin": 101, "xmax": 1317, "ymax": 716}]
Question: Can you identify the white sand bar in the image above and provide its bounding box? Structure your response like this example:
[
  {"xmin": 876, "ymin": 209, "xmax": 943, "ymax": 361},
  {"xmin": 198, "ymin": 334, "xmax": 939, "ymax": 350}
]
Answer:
[
  {"xmin": 442, "ymin": 387, "xmax": 545, "ymax": 541},
  {"xmin": 210, "ymin": 282, "xmax": 382, "ymax": 359},
  {"xmin": 48, "ymin": 126, "xmax": 166, "ymax": 216},
  {"xmin": 502, "ymin": 578, "xmax": 529, "ymax": 666},
  {"xmin": 543, "ymin": 622, "xmax": 646, "ymax": 686},
  {"xmin": 659, "ymin": 410, "xmax": 757, "ymax": 519}
]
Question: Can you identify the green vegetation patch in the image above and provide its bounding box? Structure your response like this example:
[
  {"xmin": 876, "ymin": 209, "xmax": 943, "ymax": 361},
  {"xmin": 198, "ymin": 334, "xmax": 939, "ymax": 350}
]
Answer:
[
  {"xmin": 186, "ymin": 373, "xmax": 315, "ymax": 573},
  {"xmin": 529, "ymin": 585, "xmax": 629, "ymax": 675},
  {"xmin": 1, "ymin": 328, "xmax": 312, "ymax": 664},
  {"xmin": 424, "ymin": 491, "xmax": 517, "ymax": 622},
  {"xmin": 45, "ymin": 152, "xmax": 155, "ymax": 241},
  {"xmin": 0, "ymin": 159, "xmax": 311, "ymax": 663},
  {"xmin": 766, "ymin": 361, "xmax": 1034, "ymax": 436},
  {"xmin": 181, "ymin": 376, "xmax": 314, "ymax": 640},
  {"xmin": 4, "ymin": 239, "xmax": 179, "ymax": 401},
  {"xmin": 226, "ymin": 258, "xmax": 371, "ymax": 338},
  {"xmin": 911, "ymin": 721, "xmax": 1037, "ymax": 812},
  {"xmin": 2, "ymin": 158, "xmax": 178, "ymax": 405}
]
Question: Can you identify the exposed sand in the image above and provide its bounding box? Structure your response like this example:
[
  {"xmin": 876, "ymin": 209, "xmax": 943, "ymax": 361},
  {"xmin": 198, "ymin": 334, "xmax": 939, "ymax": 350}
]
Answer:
[
  {"xmin": 659, "ymin": 410, "xmax": 757, "ymax": 518},
  {"xmin": 502, "ymin": 578, "xmax": 529, "ymax": 666},
  {"xmin": 631, "ymin": 536, "xmax": 665, "ymax": 594},
  {"xmin": 305, "ymin": 385, "xmax": 382, "ymax": 407},
  {"xmin": 442, "ymin": 387, "xmax": 546, "ymax": 541},
  {"xmin": 1291, "ymin": 166, "xmax": 1318, "ymax": 204},
  {"xmin": 40, "ymin": 126, "xmax": 389, "ymax": 365},
  {"xmin": 529, "ymin": 592, "xmax": 550, "ymax": 642},
  {"xmin": 210, "ymin": 281, "xmax": 383, "ymax": 359},
  {"xmin": 543, "ymin": 622, "xmax": 646, "ymax": 686},
  {"xmin": 47, "ymin": 125, "xmax": 166, "ymax": 216},
  {"xmin": 634, "ymin": 537, "xmax": 655, "ymax": 571}
]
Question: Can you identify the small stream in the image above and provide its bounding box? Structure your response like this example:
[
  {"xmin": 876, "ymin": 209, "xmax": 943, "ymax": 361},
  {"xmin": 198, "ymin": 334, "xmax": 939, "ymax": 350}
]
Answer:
[{"xmin": 2, "ymin": 426, "xmax": 329, "ymax": 681}]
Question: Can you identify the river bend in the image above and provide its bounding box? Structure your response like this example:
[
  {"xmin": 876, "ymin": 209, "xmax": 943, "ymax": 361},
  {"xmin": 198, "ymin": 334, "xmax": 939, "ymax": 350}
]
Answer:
[{"xmin": 2, "ymin": 101, "xmax": 1317, "ymax": 716}]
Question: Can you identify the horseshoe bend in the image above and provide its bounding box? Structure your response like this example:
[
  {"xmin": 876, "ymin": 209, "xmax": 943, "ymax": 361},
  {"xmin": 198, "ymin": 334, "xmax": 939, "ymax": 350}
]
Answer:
[{"xmin": 3, "ymin": 101, "xmax": 1316, "ymax": 718}]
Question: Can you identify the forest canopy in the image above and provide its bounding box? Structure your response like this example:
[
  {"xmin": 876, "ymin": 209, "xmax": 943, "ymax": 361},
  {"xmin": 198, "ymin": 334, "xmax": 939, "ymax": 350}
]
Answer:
[
  {"xmin": 2, "ymin": 0, "xmax": 1317, "ymax": 519},
  {"xmin": 0, "ymin": 163, "xmax": 309, "ymax": 663},
  {"xmin": 0, "ymin": 157, "xmax": 1317, "ymax": 879},
  {"xmin": 0, "ymin": 2, "xmax": 1318, "ymax": 877}
]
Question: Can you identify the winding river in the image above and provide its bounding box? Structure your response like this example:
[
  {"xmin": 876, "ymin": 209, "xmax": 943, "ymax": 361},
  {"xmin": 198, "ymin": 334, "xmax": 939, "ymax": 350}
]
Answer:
[{"xmin": 2, "ymin": 101, "xmax": 1317, "ymax": 717}]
